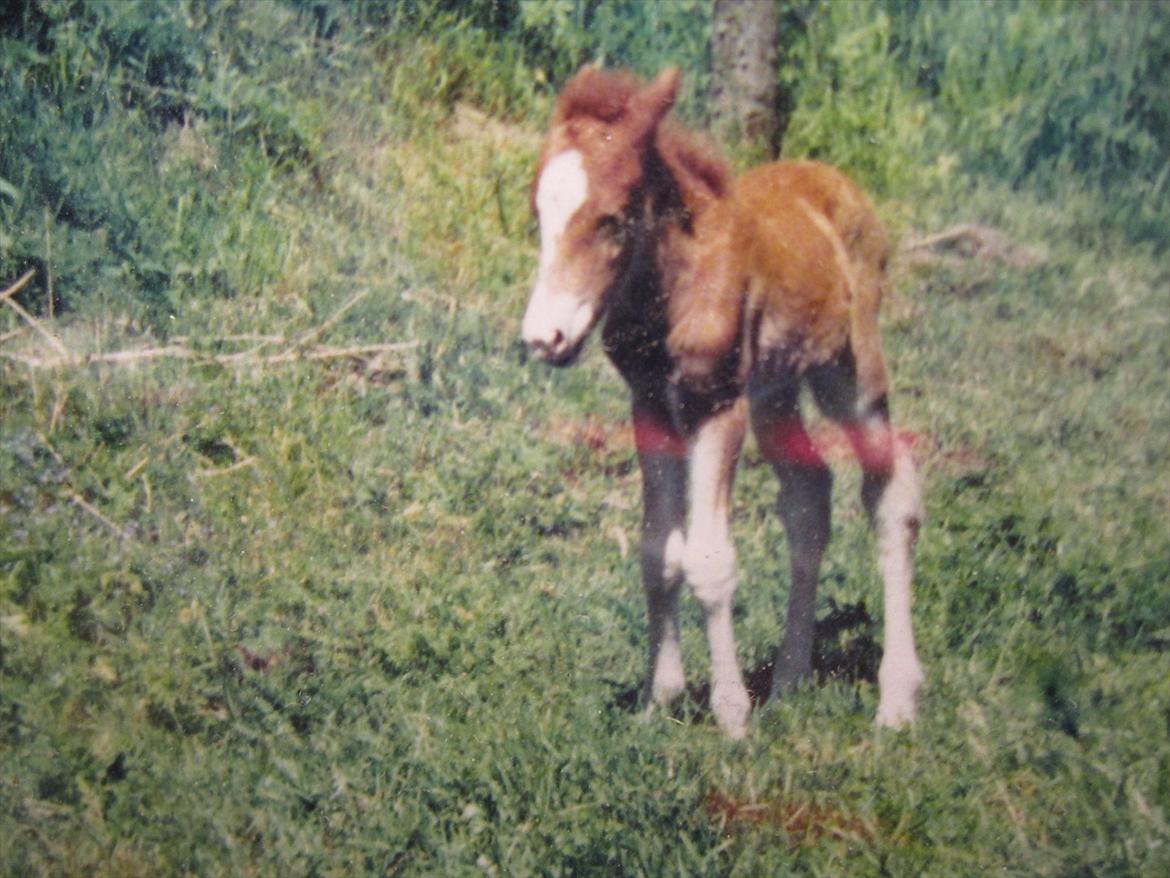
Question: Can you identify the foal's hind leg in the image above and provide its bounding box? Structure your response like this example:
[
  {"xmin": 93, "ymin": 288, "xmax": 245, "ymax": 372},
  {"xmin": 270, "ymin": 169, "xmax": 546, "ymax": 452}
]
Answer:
[
  {"xmin": 750, "ymin": 380, "xmax": 832, "ymax": 697},
  {"xmin": 854, "ymin": 412, "xmax": 924, "ymax": 727},
  {"xmin": 810, "ymin": 360, "xmax": 924, "ymax": 727}
]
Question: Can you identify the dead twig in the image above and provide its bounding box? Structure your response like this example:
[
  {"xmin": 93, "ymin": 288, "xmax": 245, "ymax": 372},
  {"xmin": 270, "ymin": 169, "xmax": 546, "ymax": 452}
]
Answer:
[
  {"xmin": 260, "ymin": 341, "xmax": 419, "ymax": 364},
  {"xmin": 191, "ymin": 434, "xmax": 257, "ymax": 480},
  {"xmin": 0, "ymin": 270, "xmax": 68, "ymax": 355},
  {"xmin": 0, "ymin": 269, "xmax": 37, "ymax": 303},
  {"xmin": 902, "ymin": 223, "xmax": 1046, "ymax": 270},
  {"xmin": 0, "ymin": 345, "xmax": 195, "ymax": 369},
  {"xmin": 125, "ymin": 457, "xmax": 150, "ymax": 480},
  {"xmin": 68, "ymin": 490, "xmax": 132, "ymax": 541},
  {"xmin": 1, "ymin": 340, "xmax": 418, "ymax": 370},
  {"xmin": 0, "ymin": 325, "xmax": 31, "ymax": 345},
  {"xmin": 0, "ymin": 278, "xmax": 415, "ymax": 373},
  {"xmin": 294, "ymin": 288, "xmax": 371, "ymax": 347},
  {"xmin": 193, "ymin": 456, "xmax": 258, "ymax": 479},
  {"xmin": 33, "ymin": 432, "xmax": 134, "ymax": 542}
]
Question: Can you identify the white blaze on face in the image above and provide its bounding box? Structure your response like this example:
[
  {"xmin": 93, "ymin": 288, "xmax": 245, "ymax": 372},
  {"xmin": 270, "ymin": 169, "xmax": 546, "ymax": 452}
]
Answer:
[
  {"xmin": 536, "ymin": 150, "xmax": 588, "ymax": 269},
  {"xmin": 522, "ymin": 149, "xmax": 596, "ymax": 362}
]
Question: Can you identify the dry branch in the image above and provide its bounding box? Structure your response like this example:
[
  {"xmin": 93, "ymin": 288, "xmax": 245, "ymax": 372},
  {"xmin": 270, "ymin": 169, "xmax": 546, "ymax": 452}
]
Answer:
[
  {"xmin": 0, "ymin": 325, "xmax": 31, "ymax": 345},
  {"xmin": 193, "ymin": 456, "xmax": 258, "ymax": 479},
  {"xmin": 1, "ymin": 340, "xmax": 418, "ymax": 370},
  {"xmin": 69, "ymin": 490, "xmax": 133, "ymax": 541},
  {"xmin": 30, "ymin": 432, "xmax": 134, "ymax": 542},
  {"xmin": 294, "ymin": 288, "xmax": 371, "ymax": 347},
  {"xmin": 902, "ymin": 223, "xmax": 1046, "ymax": 269},
  {"xmin": 0, "ymin": 269, "xmax": 36, "ymax": 303},
  {"xmin": 1, "ymin": 270, "xmax": 69, "ymax": 355},
  {"xmin": 262, "ymin": 341, "xmax": 419, "ymax": 363},
  {"xmin": 1, "ymin": 270, "xmax": 416, "ymax": 374}
]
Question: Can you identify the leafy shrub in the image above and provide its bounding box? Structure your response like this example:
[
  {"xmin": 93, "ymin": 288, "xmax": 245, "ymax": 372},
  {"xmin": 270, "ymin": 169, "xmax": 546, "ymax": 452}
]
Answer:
[
  {"xmin": 915, "ymin": 1, "xmax": 1168, "ymax": 186},
  {"xmin": 353, "ymin": 0, "xmax": 712, "ymax": 124},
  {"xmin": 779, "ymin": 0, "xmax": 1169, "ymax": 241},
  {"xmin": 777, "ymin": 2, "xmax": 944, "ymax": 197},
  {"xmin": 0, "ymin": 0, "xmax": 333, "ymax": 325},
  {"xmin": 0, "ymin": 0, "xmax": 1165, "ymax": 333},
  {"xmin": 514, "ymin": 0, "xmax": 713, "ymax": 117}
]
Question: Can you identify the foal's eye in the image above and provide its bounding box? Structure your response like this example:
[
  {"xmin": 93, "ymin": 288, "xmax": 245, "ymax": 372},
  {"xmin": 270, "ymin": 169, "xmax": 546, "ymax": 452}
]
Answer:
[{"xmin": 597, "ymin": 215, "xmax": 624, "ymax": 240}]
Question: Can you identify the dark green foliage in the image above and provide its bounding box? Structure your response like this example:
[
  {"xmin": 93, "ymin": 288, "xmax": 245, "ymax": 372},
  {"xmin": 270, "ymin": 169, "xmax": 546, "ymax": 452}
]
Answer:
[
  {"xmin": 0, "ymin": 0, "xmax": 332, "ymax": 325},
  {"xmin": 778, "ymin": 0, "xmax": 1170, "ymax": 241},
  {"xmin": 1, "ymin": 0, "xmax": 1166, "ymax": 329},
  {"xmin": 903, "ymin": 0, "xmax": 1169, "ymax": 239}
]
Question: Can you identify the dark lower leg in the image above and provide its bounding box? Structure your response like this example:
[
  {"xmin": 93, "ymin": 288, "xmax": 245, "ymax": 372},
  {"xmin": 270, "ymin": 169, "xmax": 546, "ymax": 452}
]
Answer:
[
  {"xmin": 772, "ymin": 459, "xmax": 832, "ymax": 696},
  {"xmin": 633, "ymin": 420, "xmax": 688, "ymax": 707}
]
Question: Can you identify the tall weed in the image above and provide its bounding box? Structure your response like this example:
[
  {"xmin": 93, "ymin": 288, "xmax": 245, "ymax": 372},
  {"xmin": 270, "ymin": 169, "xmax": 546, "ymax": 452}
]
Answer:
[
  {"xmin": 909, "ymin": 0, "xmax": 1169, "ymax": 242},
  {"xmin": 778, "ymin": 2, "xmax": 946, "ymax": 197}
]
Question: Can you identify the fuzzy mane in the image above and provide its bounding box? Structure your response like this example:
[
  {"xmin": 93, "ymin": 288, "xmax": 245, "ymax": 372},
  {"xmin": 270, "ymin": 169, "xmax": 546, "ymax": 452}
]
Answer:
[
  {"xmin": 658, "ymin": 121, "xmax": 729, "ymax": 201},
  {"xmin": 553, "ymin": 66, "xmax": 643, "ymax": 125}
]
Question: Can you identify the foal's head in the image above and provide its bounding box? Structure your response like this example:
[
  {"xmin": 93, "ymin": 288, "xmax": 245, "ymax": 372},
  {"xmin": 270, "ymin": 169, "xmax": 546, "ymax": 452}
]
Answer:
[{"xmin": 521, "ymin": 67, "xmax": 681, "ymax": 365}]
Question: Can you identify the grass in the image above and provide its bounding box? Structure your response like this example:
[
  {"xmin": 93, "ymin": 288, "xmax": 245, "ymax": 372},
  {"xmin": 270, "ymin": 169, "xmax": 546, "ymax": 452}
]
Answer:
[{"xmin": 2, "ymin": 12, "xmax": 1169, "ymax": 878}]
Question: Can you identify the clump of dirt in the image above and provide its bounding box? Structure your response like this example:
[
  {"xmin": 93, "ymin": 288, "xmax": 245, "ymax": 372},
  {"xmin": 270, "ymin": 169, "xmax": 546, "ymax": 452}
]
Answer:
[{"xmin": 704, "ymin": 789, "xmax": 879, "ymax": 846}]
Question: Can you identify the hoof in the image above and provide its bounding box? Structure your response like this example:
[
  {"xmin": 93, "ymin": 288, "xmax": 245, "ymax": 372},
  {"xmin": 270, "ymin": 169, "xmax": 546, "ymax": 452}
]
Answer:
[
  {"xmin": 711, "ymin": 682, "xmax": 751, "ymax": 740},
  {"xmin": 876, "ymin": 653, "xmax": 923, "ymax": 728},
  {"xmin": 650, "ymin": 664, "xmax": 685, "ymax": 707},
  {"xmin": 875, "ymin": 699, "xmax": 916, "ymax": 729}
]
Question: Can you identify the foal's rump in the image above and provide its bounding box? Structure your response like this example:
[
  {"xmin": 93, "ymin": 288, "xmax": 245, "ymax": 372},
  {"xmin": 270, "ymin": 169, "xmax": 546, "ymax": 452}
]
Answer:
[{"xmin": 735, "ymin": 160, "xmax": 892, "ymax": 407}]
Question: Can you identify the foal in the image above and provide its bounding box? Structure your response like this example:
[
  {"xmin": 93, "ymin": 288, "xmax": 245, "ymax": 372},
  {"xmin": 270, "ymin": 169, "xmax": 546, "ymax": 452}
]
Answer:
[{"xmin": 521, "ymin": 67, "xmax": 924, "ymax": 739}]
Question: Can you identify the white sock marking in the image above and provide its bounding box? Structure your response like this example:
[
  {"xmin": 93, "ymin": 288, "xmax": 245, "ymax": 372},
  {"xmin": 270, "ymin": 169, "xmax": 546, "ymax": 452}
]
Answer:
[
  {"xmin": 875, "ymin": 441, "xmax": 924, "ymax": 727},
  {"xmin": 683, "ymin": 412, "xmax": 750, "ymax": 738}
]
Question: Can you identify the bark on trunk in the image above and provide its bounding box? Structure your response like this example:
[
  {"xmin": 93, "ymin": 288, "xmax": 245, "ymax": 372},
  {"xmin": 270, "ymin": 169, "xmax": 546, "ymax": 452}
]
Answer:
[{"xmin": 709, "ymin": 0, "xmax": 781, "ymax": 157}]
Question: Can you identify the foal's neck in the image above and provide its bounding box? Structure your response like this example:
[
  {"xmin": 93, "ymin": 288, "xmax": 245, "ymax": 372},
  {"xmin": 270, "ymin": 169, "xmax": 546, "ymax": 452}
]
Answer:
[{"xmin": 602, "ymin": 149, "xmax": 724, "ymax": 387}]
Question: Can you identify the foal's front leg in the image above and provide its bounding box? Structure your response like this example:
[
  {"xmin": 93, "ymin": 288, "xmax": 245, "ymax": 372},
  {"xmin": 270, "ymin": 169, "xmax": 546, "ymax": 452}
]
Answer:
[
  {"xmin": 633, "ymin": 402, "xmax": 688, "ymax": 708},
  {"xmin": 681, "ymin": 399, "xmax": 751, "ymax": 738}
]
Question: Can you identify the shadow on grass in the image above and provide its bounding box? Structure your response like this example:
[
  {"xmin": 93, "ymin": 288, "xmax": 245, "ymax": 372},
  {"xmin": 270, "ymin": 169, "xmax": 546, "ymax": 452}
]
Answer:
[{"xmin": 610, "ymin": 600, "xmax": 881, "ymax": 723}]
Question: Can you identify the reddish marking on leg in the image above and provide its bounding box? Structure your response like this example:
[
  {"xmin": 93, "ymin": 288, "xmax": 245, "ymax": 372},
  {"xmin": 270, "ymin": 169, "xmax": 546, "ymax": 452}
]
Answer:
[
  {"xmin": 634, "ymin": 412, "xmax": 687, "ymax": 458},
  {"xmin": 842, "ymin": 426, "xmax": 921, "ymax": 471},
  {"xmin": 896, "ymin": 430, "xmax": 920, "ymax": 451},
  {"xmin": 762, "ymin": 420, "xmax": 923, "ymax": 469},
  {"xmin": 840, "ymin": 423, "xmax": 892, "ymax": 472},
  {"xmin": 758, "ymin": 417, "xmax": 823, "ymax": 467}
]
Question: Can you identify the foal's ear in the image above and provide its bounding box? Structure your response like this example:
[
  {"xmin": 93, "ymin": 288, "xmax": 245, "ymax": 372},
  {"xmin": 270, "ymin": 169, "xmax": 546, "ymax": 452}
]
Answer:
[{"xmin": 628, "ymin": 67, "xmax": 681, "ymax": 145}]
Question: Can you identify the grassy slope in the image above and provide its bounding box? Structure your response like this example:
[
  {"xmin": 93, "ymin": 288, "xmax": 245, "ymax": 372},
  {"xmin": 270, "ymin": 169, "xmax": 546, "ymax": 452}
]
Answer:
[{"xmin": 2, "ymin": 30, "xmax": 1169, "ymax": 878}]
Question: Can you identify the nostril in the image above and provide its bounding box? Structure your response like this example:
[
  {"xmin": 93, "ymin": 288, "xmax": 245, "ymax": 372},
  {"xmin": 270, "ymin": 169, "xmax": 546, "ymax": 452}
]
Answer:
[{"xmin": 524, "ymin": 328, "xmax": 570, "ymax": 361}]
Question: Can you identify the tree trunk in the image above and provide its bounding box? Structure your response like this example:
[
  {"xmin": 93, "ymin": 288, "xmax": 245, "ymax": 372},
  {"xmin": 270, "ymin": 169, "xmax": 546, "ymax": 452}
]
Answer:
[{"xmin": 709, "ymin": 0, "xmax": 781, "ymax": 157}]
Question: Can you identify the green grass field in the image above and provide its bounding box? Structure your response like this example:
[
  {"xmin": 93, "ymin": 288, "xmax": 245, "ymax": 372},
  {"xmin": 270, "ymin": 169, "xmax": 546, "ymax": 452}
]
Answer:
[{"xmin": 2, "ymin": 3, "xmax": 1168, "ymax": 876}]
